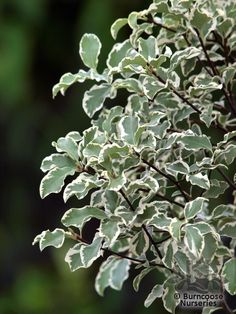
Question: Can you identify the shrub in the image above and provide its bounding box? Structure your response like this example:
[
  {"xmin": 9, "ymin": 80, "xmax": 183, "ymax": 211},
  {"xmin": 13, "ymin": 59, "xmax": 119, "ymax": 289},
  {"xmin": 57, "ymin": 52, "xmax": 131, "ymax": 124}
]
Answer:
[{"xmin": 33, "ymin": 0, "xmax": 236, "ymax": 313}]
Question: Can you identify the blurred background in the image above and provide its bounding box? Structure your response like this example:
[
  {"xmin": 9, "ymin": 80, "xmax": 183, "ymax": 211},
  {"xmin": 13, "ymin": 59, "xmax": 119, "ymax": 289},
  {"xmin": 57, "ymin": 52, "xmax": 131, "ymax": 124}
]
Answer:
[{"xmin": 0, "ymin": 1, "xmax": 197, "ymax": 313}]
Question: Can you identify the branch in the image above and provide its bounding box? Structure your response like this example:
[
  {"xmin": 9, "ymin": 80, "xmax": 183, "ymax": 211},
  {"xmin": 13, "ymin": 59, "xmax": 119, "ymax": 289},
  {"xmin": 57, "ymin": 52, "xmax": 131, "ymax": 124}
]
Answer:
[
  {"xmin": 217, "ymin": 168, "xmax": 236, "ymax": 190},
  {"xmin": 70, "ymin": 229, "xmax": 147, "ymax": 264},
  {"xmin": 70, "ymin": 228, "xmax": 180, "ymax": 274},
  {"xmin": 150, "ymin": 68, "xmax": 201, "ymax": 115},
  {"xmin": 183, "ymin": 33, "xmax": 213, "ymax": 77},
  {"xmin": 139, "ymin": 156, "xmax": 190, "ymax": 202},
  {"xmin": 146, "ymin": 19, "xmax": 234, "ymax": 127},
  {"xmin": 119, "ymin": 189, "xmax": 163, "ymax": 260},
  {"xmin": 138, "ymin": 188, "xmax": 184, "ymax": 208},
  {"xmin": 147, "ymin": 16, "xmax": 175, "ymax": 33},
  {"xmin": 194, "ymin": 28, "xmax": 236, "ymax": 117}
]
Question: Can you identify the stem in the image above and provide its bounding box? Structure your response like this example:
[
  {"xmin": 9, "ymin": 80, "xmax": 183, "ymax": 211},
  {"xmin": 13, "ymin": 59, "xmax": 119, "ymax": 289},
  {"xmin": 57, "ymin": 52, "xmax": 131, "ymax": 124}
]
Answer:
[
  {"xmin": 194, "ymin": 28, "xmax": 236, "ymax": 117},
  {"xmin": 119, "ymin": 189, "xmax": 163, "ymax": 260},
  {"xmin": 155, "ymin": 192, "xmax": 185, "ymax": 208},
  {"xmin": 147, "ymin": 16, "xmax": 175, "ymax": 33},
  {"xmin": 183, "ymin": 33, "xmax": 213, "ymax": 77},
  {"xmin": 142, "ymin": 224, "xmax": 163, "ymax": 259},
  {"xmin": 138, "ymin": 188, "xmax": 184, "ymax": 208},
  {"xmin": 151, "ymin": 69, "xmax": 201, "ymax": 115},
  {"xmin": 70, "ymin": 228, "xmax": 179, "ymax": 273},
  {"xmin": 194, "ymin": 28, "xmax": 219, "ymax": 76},
  {"xmin": 217, "ymin": 168, "xmax": 236, "ymax": 190},
  {"xmin": 146, "ymin": 18, "xmax": 236, "ymax": 119},
  {"xmin": 155, "ymin": 236, "xmax": 172, "ymax": 245},
  {"xmin": 71, "ymin": 230, "xmax": 147, "ymax": 264},
  {"xmin": 140, "ymin": 156, "xmax": 190, "ymax": 202}
]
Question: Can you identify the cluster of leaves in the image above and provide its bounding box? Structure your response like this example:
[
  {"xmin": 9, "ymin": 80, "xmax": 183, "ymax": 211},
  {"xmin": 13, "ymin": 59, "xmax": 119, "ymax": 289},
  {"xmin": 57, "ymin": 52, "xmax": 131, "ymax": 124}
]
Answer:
[{"xmin": 34, "ymin": 0, "xmax": 236, "ymax": 313}]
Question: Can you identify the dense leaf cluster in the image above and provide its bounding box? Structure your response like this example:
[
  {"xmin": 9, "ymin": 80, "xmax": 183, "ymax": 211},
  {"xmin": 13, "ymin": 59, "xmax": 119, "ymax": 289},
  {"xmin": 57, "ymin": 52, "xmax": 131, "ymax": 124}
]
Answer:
[{"xmin": 34, "ymin": 0, "xmax": 236, "ymax": 312}]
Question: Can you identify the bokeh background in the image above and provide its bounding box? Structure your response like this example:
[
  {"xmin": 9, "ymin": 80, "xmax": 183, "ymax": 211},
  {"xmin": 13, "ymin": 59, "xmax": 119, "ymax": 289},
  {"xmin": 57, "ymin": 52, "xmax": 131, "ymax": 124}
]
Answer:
[{"xmin": 0, "ymin": 1, "xmax": 194, "ymax": 313}]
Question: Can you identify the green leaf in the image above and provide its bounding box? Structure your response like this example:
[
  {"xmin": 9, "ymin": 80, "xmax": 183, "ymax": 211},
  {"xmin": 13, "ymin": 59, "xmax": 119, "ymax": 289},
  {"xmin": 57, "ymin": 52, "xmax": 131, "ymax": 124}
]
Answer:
[
  {"xmin": 215, "ymin": 144, "xmax": 236, "ymax": 165},
  {"xmin": 102, "ymin": 106, "xmax": 123, "ymax": 133},
  {"xmin": 128, "ymin": 11, "xmax": 138, "ymax": 29},
  {"xmin": 175, "ymin": 250, "xmax": 190, "ymax": 274},
  {"xmin": 166, "ymin": 160, "xmax": 189, "ymax": 176},
  {"xmin": 211, "ymin": 204, "xmax": 236, "ymax": 219},
  {"xmin": 79, "ymin": 33, "xmax": 101, "ymax": 69},
  {"xmin": 149, "ymin": 213, "xmax": 172, "ymax": 232},
  {"xmin": 52, "ymin": 136, "xmax": 78, "ymax": 161},
  {"xmin": 52, "ymin": 72, "xmax": 77, "ymax": 98},
  {"xmin": 65, "ymin": 235, "xmax": 103, "ymax": 271},
  {"xmin": 138, "ymin": 36, "xmax": 158, "ymax": 61},
  {"xmin": 61, "ymin": 206, "xmax": 107, "ymax": 231},
  {"xmin": 219, "ymin": 222, "xmax": 236, "ymax": 238},
  {"xmin": 178, "ymin": 134, "xmax": 212, "ymax": 151},
  {"xmin": 144, "ymin": 284, "xmax": 163, "ymax": 307},
  {"xmin": 110, "ymin": 258, "xmax": 130, "ymax": 290},
  {"xmin": 142, "ymin": 75, "xmax": 166, "ymax": 99},
  {"xmin": 133, "ymin": 267, "xmax": 154, "ymax": 292},
  {"xmin": 203, "ymin": 179, "xmax": 229, "ymax": 198},
  {"xmin": 111, "ymin": 18, "xmax": 128, "ymax": 39},
  {"xmin": 127, "ymin": 177, "xmax": 159, "ymax": 194},
  {"xmin": 83, "ymin": 143, "xmax": 103, "ymax": 159},
  {"xmin": 107, "ymin": 172, "xmax": 127, "ymax": 191},
  {"xmin": 190, "ymin": 7, "xmax": 212, "ymax": 37},
  {"xmin": 200, "ymin": 105, "xmax": 214, "ymax": 128},
  {"xmin": 170, "ymin": 47, "xmax": 201, "ymax": 70},
  {"xmin": 222, "ymin": 66, "xmax": 236, "ymax": 87},
  {"xmin": 98, "ymin": 143, "xmax": 130, "ymax": 171},
  {"xmin": 120, "ymin": 55, "xmax": 147, "ymax": 75},
  {"xmin": 83, "ymin": 84, "xmax": 114, "ymax": 118},
  {"xmin": 186, "ymin": 173, "xmax": 210, "ymax": 189},
  {"xmin": 163, "ymin": 282, "xmax": 179, "ymax": 313},
  {"xmin": 169, "ymin": 218, "xmax": 184, "ymax": 242},
  {"xmin": 40, "ymin": 166, "xmax": 75, "ymax": 199},
  {"xmin": 107, "ymin": 40, "xmax": 132, "ymax": 70},
  {"xmin": 184, "ymin": 225, "xmax": 204, "ymax": 258},
  {"xmin": 184, "ymin": 197, "xmax": 207, "ymax": 220},
  {"xmin": 52, "ymin": 69, "xmax": 108, "ymax": 98},
  {"xmin": 117, "ymin": 115, "xmax": 139, "ymax": 145},
  {"xmin": 162, "ymin": 240, "xmax": 177, "ymax": 269},
  {"xmin": 218, "ymin": 18, "xmax": 234, "ymax": 38},
  {"xmin": 113, "ymin": 78, "xmax": 142, "ymax": 93},
  {"xmin": 99, "ymin": 217, "xmax": 123, "ymax": 245},
  {"xmin": 95, "ymin": 256, "xmax": 130, "ymax": 296},
  {"xmin": 221, "ymin": 258, "xmax": 236, "ymax": 295},
  {"xmin": 189, "ymin": 75, "xmax": 222, "ymax": 95},
  {"xmin": 40, "ymin": 154, "xmax": 75, "ymax": 173},
  {"xmin": 181, "ymin": 58, "xmax": 197, "ymax": 76},
  {"xmin": 63, "ymin": 173, "xmax": 104, "ymax": 202},
  {"xmin": 130, "ymin": 230, "xmax": 149, "ymax": 256},
  {"xmin": 95, "ymin": 256, "xmax": 116, "ymax": 296},
  {"xmin": 202, "ymin": 308, "xmax": 223, "ymax": 314},
  {"xmin": 193, "ymin": 222, "xmax": 214, "ymax": 235},
  {"xmin": 202, "ymin": 233, "xmax": 218, "ymax": 262},
  {"xmin": 32, "ymin": 228, "xmax": 65, "ymax": 251}
]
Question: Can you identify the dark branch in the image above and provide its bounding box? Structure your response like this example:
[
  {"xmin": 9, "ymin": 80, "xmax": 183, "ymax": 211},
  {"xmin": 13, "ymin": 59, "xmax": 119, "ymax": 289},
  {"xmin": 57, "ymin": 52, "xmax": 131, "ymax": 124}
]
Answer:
[
  {"xmin": 140, "ymin": 156, "xmax": 190, "ymax": 202},
  {"xmin": 119, "ymin": 189, "xmax": 163, "ymax": 260}
]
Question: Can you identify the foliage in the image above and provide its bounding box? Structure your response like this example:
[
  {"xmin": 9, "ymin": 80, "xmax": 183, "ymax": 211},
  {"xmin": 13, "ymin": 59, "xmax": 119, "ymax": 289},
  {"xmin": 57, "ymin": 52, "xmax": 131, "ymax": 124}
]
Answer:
[{"xmin": 34, "ymin": 0, "xmax": 236, "ymax": 313}]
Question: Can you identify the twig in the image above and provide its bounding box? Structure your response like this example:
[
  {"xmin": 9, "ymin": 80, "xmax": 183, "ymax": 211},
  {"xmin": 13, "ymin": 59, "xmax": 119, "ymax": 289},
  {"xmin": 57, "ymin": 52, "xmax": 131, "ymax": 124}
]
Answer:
[
  {"xmin": 217, "ymin": 168, "xmax": 236, "ymax": 190},
  {"xmin": 119, "ymin": 189, "xmax": 163, "ymax": 260},
  {"xmin": 151, "ymin": 69, "xmax": 201, "ymax": 115},
  {"xmin": 194, "ymin": 28, "xmax": 236, "ymax": 117},
  {"xmin": 70, "ymin": 227, "xmax": 180, "ymax": 274},
  {"xmin": 140, "ymin": 156, "xmax": 190, "ymax": 202}
]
